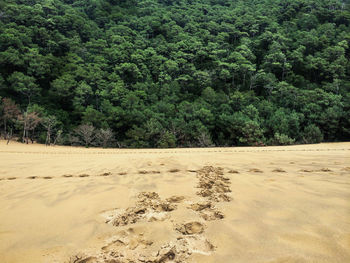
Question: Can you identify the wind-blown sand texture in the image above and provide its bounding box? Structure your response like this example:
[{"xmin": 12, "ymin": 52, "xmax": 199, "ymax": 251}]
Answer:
[{"xmin": 0, "ymin": 141, "xmax": 349, "ymax": 263}]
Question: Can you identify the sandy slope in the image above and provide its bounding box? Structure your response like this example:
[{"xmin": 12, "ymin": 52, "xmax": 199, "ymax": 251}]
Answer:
[{"xmin": 0, "ymin": 141, "xmax": 349, "ymax": 263}]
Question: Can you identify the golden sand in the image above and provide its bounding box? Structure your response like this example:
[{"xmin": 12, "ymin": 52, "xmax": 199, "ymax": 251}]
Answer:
[{"xmin": 0, "ymin": 141, "xmax": 349, "ymax": 262}]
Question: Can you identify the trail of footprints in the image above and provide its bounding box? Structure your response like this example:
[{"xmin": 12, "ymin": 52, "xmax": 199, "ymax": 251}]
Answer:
[
  {"xmin": 67, "ymin": 165, "xmax": 349, "ymax": 262},
  {"xmin": 1, "ymin": 166, "xmax": 348, "ymax": 182},
  {"xmin": 0, "ymin": 164, "xmax": 347, "ymax": 260},
  {"xmin": 70, "ymin": 166, "xmax": 230, "ymax": 263}
]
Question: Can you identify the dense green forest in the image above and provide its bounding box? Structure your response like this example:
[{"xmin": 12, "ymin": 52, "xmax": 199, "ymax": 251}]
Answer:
[{"xmin": 0, "ymin": 0, "xmax": 349, "ymax": 147}]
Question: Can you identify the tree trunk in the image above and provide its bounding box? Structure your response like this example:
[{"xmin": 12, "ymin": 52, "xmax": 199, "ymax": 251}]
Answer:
[
  {"xmin": 53, "ymin": 131, "xmax": 62, "ymax": 146},
  {"xmin": 231, "ymin": 74, "xmax": 235, "ymax": 89},
  {"xmin": 46, "ymin": 128, "xmax": 51, "ymax": 146},
  {"xmin": 30, "ymin": 129, "xmax": 35, "ymax": 143},
  {"xmin": 243, "ymin": 72, "xmax": 246, "ymax": 88},
  {"xmin": 4, "ymin": 119, "xmax": 7, "ymax": 140},
  {"xmin": 7, "ymin": 128, "xmax": 12, "ymax": 145},
  {"xmin": 23, "ymin": 124, "xmax": 26, "ymax": 143}
]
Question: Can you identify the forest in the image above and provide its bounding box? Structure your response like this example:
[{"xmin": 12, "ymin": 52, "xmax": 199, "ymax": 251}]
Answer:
[{"xmin": 0, "ymin": 0, "xmax": 349, "ymax": 148}]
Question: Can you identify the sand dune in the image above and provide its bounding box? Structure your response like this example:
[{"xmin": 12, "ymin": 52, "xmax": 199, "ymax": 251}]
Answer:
[{"xmin": 0, "ymin": 141, "xmax": 349, "ymax": 262}]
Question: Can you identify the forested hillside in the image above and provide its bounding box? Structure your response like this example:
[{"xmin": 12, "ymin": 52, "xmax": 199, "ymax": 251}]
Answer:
[{"xmin": 0, "ymin": 0, "xmax": 349, "ymax": 147}]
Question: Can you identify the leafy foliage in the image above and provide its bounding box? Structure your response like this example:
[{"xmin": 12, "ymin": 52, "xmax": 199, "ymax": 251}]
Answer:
[{"xmin": 0, "ymin": 0, "xmax": 349, "ymax": 147}]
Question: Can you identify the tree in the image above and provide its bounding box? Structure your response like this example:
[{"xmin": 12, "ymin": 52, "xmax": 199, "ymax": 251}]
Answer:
[
  {"xmin": 303, "ymin": 124, "xmax": 323, "ymax": 144},
  {"xmin": 96, "ymin": 128, "xmax": 114, "ymax": 148},
  {"xmin": 42, "ymin": 115, "xmax": 58, "ymax": 145},
  {"xmin": 0, "ymin": 98, "xmax": 20, "ymax": 140},
  {"xmin": 8, "ymin": 72, "xmax": 40, "ymax": 105},
  {"xmin": 74, "ymin": 124, "xmax": 96, "ymax": 147},
  {"xmin": 18, "ymin": 111, "xmax": 41, "ymax": 144},
  {"xmin": 0, "ymin": 0, "xmax": 348, "ymax": 148},
  {"xmin": 53, "ymin": 130, "xmax": 63, "ymax": 146},
  {"xmin": 197, "ymin": 127, "xmax": 214, "ymax": 147},
  {"xmin": 272, "ymin": 132, "xmax": 295, "ymax": 145}
]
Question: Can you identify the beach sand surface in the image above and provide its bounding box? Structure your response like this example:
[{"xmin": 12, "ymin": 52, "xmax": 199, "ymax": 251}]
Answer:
[{"xmin": 0, "ymin": 141, "xmax": 349, "ymax": 263}]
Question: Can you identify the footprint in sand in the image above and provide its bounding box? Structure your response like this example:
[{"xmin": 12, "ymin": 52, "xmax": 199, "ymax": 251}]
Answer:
[
  {"xmin": 99, "ymin": 172, "xmax": 111, "ymax": 176},
  {"xmin": 272, "ymin": 168, "xmax": 286, "ymax": 173},
  {"xmin": 176, "ymin": 222, "xmax": 205, "ymax": 235},
  {"xmin": 188, "ymin": 202, "xmax": 224, "ymax": 221},
  {"xmin": 62, "ymin": 174, "xmax": 73, "ymax": 178},
  {"xmin": 27, "ymin": 176, "xmax": 37, "ymax": 179},
  {"xmin": 96, "ymin": 225, "xmax": 212, "ymax": 263},
  {"xmin": 155, "ymin": 235, "xmax": 214, "ymax": 262},
  {"xmin": 138, "ymin": 170, "xmax": 161, "ymax": 174},
  {"xmin": 299, "ymin": 169, "xmax": 313, "ymax": 172},
  {"xmin": 248, "ymin": 168, "xmax": 263, "ymax": 173},
  {"xmin": 101, "ymin": 239, "xmax": 126, "ymax": 252},
  {"xmin": 318, "ymin": 168, "xmax": 332, "ymax": 172},
  {"xmin": 78, "ymin": 174, "xmax": 90, "ymax": 177},
  {"xmin": 106, "ymin": 192, "xmax": 177, "ymax": 227},
  {"xmin": 71, "ymin": 167, "xmax": 225, "ymax": 263},
  {"xmin": 7, "ymin": 177, "xmax": 17, "ymax": 180},
  {"xmin": 118, "ymin": 172, "xmax": 127, "ymax": 175},
  {"xmin": 43, "ymin": 176, "xmax": 53, "ymax": 179},
  {"xmin": 69, "ymin": 254, "xmax": 96, "ymax": 263},
  {"xmin": 227, "ymin": 169, "xmax": 239, "ymax": 174},
  {"xmin": 166, "ymin": 195, "xmax": 185, "ymax": 203},
  {"xmin": 188, "ymin": 166, "xmax": 230, "ymax": 222},
  {"xmin": 196, "ymin": 166, "xmax": 232, "ymax": 202},
  {"xmin": 341, "ymin": 167, "xmax": 350, "ymax": 172},
  {"xmin": 168, "ymin": 168, "xmax": 181, "ymax": 173},
  {"xmin": 102, "ymin": 229, "xmax": 153, "ymax": 254}
]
